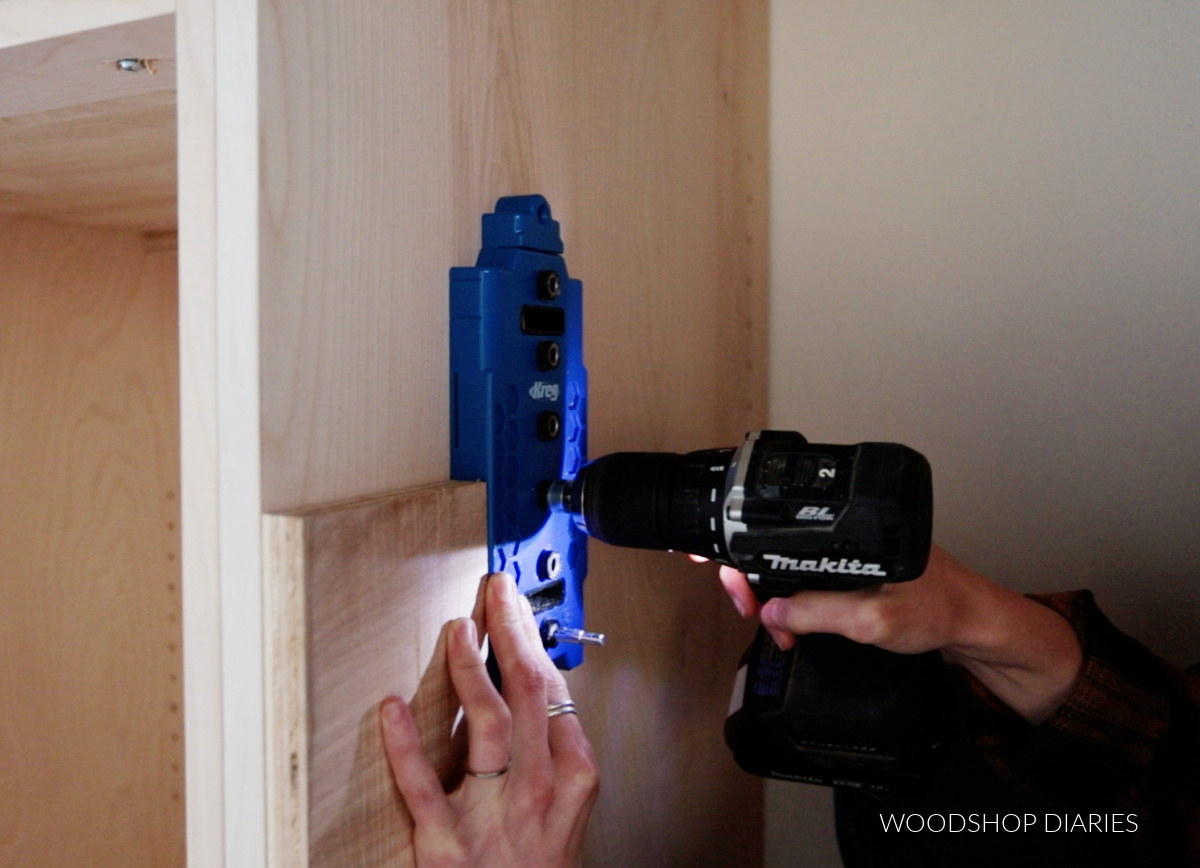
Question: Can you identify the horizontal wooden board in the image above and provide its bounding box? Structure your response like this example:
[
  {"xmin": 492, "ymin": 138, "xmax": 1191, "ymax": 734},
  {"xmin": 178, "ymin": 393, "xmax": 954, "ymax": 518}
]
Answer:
[
  {"xmin": 0, "ymin": 91, "xmax": 176, "ymax": 231},
  {"xmin": 264, "ymin": 482, "xmax": 489, "ymax": 868},
  {"xmin": 0, "ymin": 14, "xmax": 174, "ymax": 119},
  {"xmin": 0, "ymin": 15, "xmax": 176, "ymax": 231}
]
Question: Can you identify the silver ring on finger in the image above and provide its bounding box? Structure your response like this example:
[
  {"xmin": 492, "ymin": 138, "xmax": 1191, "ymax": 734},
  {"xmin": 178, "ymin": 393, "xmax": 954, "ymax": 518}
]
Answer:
[
  {"xmin": 547, "ymin": 700, "xmax": 577, "ymax": 719},
  {"xmin": 465, "ymin": 758, "xmax": 512, "ymax": 778}
]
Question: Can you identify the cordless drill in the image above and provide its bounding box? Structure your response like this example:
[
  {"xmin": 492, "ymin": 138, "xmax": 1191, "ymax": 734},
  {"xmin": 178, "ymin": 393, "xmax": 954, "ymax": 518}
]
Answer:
[{"xmin": 543, "ymin": 429, "xmax": 951, "ymax": 791}]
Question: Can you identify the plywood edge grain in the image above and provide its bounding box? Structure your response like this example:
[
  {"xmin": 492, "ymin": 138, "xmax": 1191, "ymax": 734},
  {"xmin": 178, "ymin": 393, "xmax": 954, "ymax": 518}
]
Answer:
[
  {"xmin": 177, "ymin": 0, "xmax": 222, "ymax": 854},
  {"xmin": 263, "ymin": 513, "xmax": 310, "ymax": 868},
  {"xmin": 177, "ymin": 0, "xmax": 261, "ymax": 862}
]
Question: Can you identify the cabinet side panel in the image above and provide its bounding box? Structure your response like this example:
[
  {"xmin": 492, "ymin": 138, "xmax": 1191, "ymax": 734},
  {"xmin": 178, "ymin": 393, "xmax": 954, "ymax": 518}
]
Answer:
[
  {"xmin": 544, "ymin": 3, "xmax": 769, "ymax": 864},
  {"xmin": 259, "ymin": 0, "xmax": 453, "ymax": 511},
  {"xmin": 0, "ymin": 218, "xmax": 183, "ymax": 866},
  {"xmin": 260, "ymin": 1, "xmax": 767, "ymax": 865}
]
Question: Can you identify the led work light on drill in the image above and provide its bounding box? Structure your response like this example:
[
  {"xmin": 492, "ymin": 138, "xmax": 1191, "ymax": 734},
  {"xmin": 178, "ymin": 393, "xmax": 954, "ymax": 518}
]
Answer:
[{"xmin": 542, "ymin": 430, "xmax": 951, "ymax": 791}]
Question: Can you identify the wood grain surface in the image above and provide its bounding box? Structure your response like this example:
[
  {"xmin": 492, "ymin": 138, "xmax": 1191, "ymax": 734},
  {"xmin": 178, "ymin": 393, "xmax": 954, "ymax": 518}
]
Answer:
[
  {"xmin": 258, "ymin": 0, "xmax": 768, "ymax": 509},
  {"xmin": 264, "ymin": 482, "xmax": 488, "ymax": 867},
  {"xmin": 257, "ymin": 2, "xmax": 768, "ymax": 865},
  {"xmin": 0, "ymin": 91, "xmax": 177, "ymax": 231},
  {"xmin": 175, "ymin": 0, "xmax": 224, "ymax": 860},
  {"xmin": 175, "ymin": 0, "xmax": 267, "ymax": 861},
  {"xmin": 0, "ymin": 15, "xmax": 176, "ymax": 231},
  {"xmin": 0, "ymin": 217, "xmax": 183, "ymax": 866}
]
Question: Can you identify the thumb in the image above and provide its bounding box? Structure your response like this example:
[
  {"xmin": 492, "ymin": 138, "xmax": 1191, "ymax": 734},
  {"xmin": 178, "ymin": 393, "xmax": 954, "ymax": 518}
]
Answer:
[{"xmin": 760, "ymin": 589, "xmax": 881, "ymax": 644}]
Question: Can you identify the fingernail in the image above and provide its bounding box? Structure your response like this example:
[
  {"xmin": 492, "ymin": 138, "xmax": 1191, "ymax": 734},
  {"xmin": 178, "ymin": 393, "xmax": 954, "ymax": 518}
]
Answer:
[
  {"xmin": 381, "ymin": 698, "xmax": 403, "ymax": 729},
  {"xmin": 731, "ymin": 596, "xmax": 747, "ymax": 618},
  {"xmin": 454, "ymin": 618, "xmax": 477, "ymax": 649},
  {"xmin": 760, "ymin": 599, "xmax": 779, "ymax": 626},
  {"xmin": 493, "ymin": 572, "xmax": 516, "ymax": 601}
]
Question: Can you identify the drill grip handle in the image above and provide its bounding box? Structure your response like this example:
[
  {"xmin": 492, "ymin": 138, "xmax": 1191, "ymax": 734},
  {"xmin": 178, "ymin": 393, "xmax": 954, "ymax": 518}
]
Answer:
[{"xmin": 725, "ymin": 629, "xmax": 952, "ymax": 789}]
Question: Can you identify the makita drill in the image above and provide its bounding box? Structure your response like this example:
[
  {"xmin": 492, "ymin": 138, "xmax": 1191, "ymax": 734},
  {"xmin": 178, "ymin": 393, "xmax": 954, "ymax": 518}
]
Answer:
[{"xmin": 544, "ymin": 429, "xmax": 951, "ymax": 791}]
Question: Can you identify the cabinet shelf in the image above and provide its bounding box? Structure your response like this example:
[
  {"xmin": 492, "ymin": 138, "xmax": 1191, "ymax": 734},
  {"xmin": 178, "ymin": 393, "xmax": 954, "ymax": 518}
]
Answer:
[{"xmin": 0, "ymin": 13, "xmax": 175, "ymax": 232}]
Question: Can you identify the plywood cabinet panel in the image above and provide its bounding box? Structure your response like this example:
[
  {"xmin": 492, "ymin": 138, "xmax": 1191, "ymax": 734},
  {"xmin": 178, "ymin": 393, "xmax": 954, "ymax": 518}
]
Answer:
[
  {"xmin": 263, "ymin": 482, "xmax": 487, "ymax": 867},
  {"xmin": 0, "ymin": 14, "xmax": 174, "ymax": 118},
  {"xmin": 9, "ymin": 3, "xmax": 766, "ymax": 866},
  {"xmin": 0, "ymin": 15, "xmax": 177, "ymax": 231},
  {"xmin": 255, "ymin": 2, "xmax": 768, "ymax": 866},
  {"xmin": 258, "ymin": 0, "xmax": 452, "ymax": 512},
  {"xmin": 0, "ymin": 92, "xmax": 177, "ymax": 231},
  {"xmin": 0, "ymin": 217, "xmax": 183, "ymax": 866},
  {"xmin": 258, "ymin": 0, "xmax": 768, "ymax": 509}
]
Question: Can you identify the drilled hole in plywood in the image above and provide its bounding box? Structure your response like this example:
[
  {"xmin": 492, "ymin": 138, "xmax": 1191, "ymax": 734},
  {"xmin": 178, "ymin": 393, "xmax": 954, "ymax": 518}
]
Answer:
[
  {"xmin": 113, "ymin": 58, "xmax": 160, "ymax": 74},
  {"xmin": 163, "ymin": 485, "xmax": 184, "ymax": 818}
]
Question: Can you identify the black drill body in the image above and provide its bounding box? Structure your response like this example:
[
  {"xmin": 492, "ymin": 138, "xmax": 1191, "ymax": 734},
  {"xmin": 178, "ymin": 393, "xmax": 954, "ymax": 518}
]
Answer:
[{"xmin": 547, "ymin": 429, "xmax": 950, "ymax": 791}]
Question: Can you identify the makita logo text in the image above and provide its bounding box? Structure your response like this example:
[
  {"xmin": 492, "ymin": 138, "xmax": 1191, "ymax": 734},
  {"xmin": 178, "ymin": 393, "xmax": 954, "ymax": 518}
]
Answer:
[
  {"xmin": 796, "ymin": 506, "xmax": 836, "ymax": 522},
  {"xmin": 762, "ymin": 554, "xmax": 887, "ymax": 577},
  {"xmin": 529, "ymin": 381, "xmax": 560, "ymax": 401}
]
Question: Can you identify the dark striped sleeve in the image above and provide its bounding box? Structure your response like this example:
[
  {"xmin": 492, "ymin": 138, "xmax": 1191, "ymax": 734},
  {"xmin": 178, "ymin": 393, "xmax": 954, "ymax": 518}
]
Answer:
[{"xmin": 964, "ymin": 590, "xmax": 1200, "ymax": 863}]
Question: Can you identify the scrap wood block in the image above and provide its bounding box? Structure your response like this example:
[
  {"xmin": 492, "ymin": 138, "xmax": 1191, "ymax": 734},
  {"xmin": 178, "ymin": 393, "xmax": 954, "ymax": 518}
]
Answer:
[{"xmin": 264, "ymin": 481, "xmax": 487, "ymax": 868}]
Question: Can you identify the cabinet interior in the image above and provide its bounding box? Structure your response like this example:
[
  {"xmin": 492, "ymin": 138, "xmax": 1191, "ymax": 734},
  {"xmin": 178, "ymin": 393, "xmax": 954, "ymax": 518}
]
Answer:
[{"xmin": 0, "ymin": 12, "xmax": 184, "ymax": 865}]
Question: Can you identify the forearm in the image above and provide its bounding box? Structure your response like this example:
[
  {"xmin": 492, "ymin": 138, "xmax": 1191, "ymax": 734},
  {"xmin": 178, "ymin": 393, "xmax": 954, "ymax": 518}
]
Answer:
[
  {"xmin": 940, "ymin": 575, "xmax": 1083, "ymax": 725},
  {"xmin": 965, "ymin": 589, "xmax": 1200, "ymax": 862},
  {"xmin": 751, "ymin": 545, "xmax": 1085, "ymax": 726}
]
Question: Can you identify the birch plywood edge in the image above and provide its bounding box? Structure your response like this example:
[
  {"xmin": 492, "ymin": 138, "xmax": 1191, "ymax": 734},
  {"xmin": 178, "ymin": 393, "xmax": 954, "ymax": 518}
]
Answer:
[{"xmin": 263, "ymin": 481, "xmax": 488, "ymax": 867}]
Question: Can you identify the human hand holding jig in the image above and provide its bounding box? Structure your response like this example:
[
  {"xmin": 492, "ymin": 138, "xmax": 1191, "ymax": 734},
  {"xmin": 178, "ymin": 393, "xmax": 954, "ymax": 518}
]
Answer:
[
  {"xmin": 707, "ymin": 544, "xmax": 1084, "ymax": 725},
  {"xmin": 380, "ymin": 572, "xmax": 599, "ymax": 868}
]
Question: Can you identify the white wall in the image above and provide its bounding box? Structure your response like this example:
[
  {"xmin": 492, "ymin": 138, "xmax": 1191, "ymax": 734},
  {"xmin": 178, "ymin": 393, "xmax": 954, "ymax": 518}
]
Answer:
[{"xmin": 766, "ymin": 3, "xmax": 1200, "ymax": 865}]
